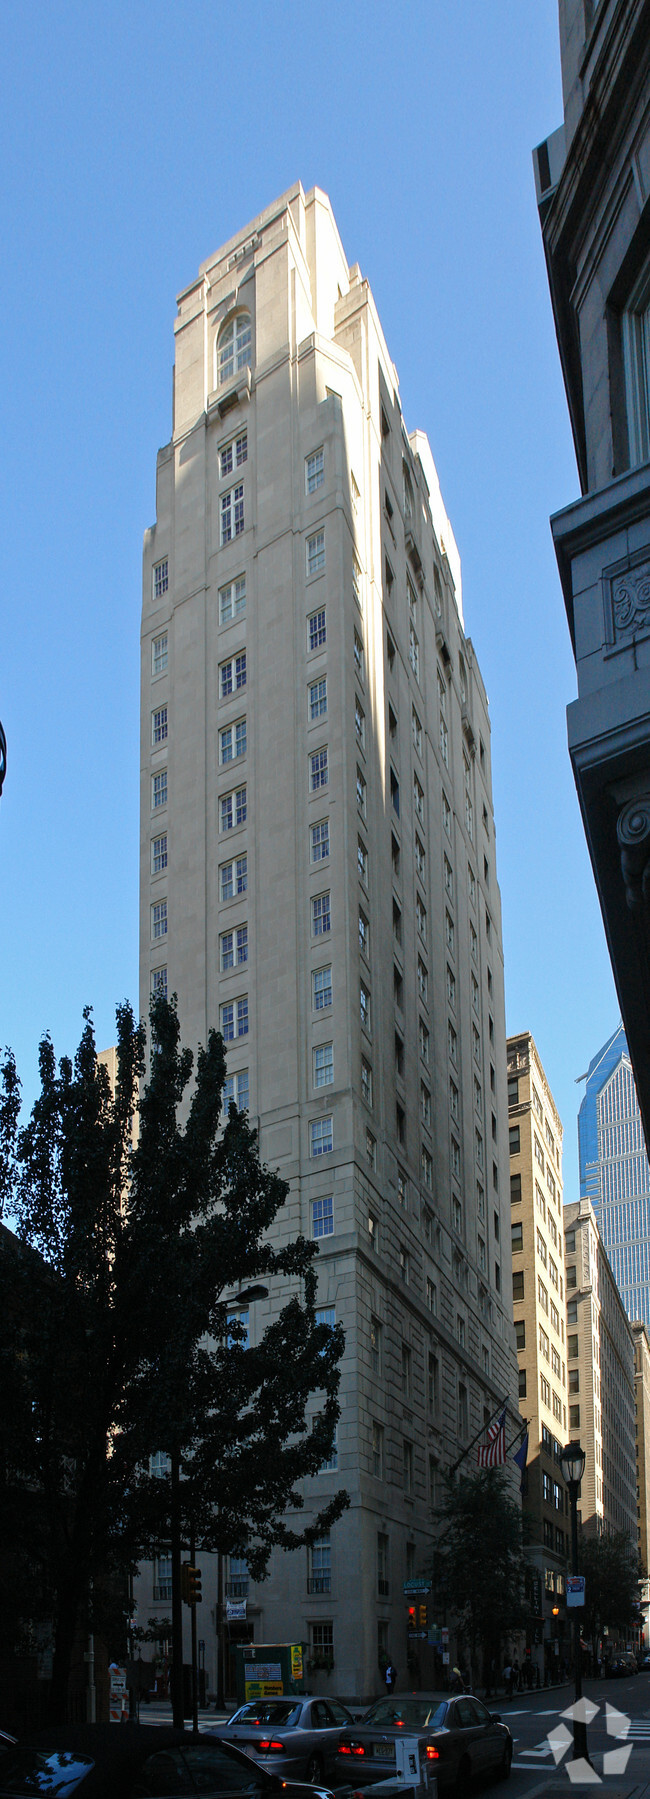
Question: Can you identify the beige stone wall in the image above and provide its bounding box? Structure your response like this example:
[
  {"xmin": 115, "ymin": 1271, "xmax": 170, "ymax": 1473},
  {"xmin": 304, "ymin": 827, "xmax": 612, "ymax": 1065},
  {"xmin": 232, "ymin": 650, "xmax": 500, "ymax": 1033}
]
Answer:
[
  {"xmin": 564, "ymin": 1198, "xmax": 636, "ymax": 1543},
  {"xmin": 137, "ymin": 183, "xmax": 519, "ymax": 1698},
  {"xmin": 507, "ymin": 1032, "xmax": 570, "ymax": 1666}
]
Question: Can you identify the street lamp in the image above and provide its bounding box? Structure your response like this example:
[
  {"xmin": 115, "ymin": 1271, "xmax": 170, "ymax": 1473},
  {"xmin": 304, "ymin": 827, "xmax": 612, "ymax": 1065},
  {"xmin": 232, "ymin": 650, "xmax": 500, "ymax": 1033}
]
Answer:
[{"xmin": 560, "ymin": 1441, "xmax": 589, "ymax": 1766}]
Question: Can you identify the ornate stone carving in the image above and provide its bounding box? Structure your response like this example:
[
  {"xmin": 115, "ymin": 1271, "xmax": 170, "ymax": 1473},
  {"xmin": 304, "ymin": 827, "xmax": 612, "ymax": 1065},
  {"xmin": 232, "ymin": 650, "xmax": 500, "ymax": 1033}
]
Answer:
[
  {"xmin": 612, "ymin": 560, "xmax": 650, "ymax": 639},
  {"xmin": 617, "ymin": 797, "xmax": 650, "ymax": 911}
]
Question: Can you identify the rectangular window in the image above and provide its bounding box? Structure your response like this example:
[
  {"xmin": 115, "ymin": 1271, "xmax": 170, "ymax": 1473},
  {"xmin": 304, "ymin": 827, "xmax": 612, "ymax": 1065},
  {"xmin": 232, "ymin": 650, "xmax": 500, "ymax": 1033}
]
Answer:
[
  {"xmin": 308, "ymin": 608, "xmax": 326, "ymax": 651},
  {"xmin": 220, "ymin": 853, "xmax": 247, "ymax": 900},
  {"xmin": 421, "ymin": 1146, "xmax": 432, "ymax": 1190},
  {"xmin": 372, "ymin": 1421, "xmax": 384, "ymax": 1478},
  {"xmin": 152, "ymin": 706, "xmax": 168, "ymax": 746},
  {"xmin": 416, "ymin": 895, "xmax": 427, "ymax": 942},
  {"xmin": 306, "ymin": 448, "xmax": 324, "ymax": 493},
  {"xmin": 153, "ymin": 558, "xmax": 169, "ymax": 599},
  {"xmin": 152, "ymin": 900, "xmax": 167, "ymax": 940},
  {"xmin": 220, "ymin": 652, "xmax": 247, "ymax": 699},
  {"xmin": 377, "ymin": 1531, "xmax": 389, "ymax": 1597},
  {"xmin": 311, "ymin": 819, "xmax": 329, "ymax": 862},
  {"xmin": 511, "ymin": 1221, "xmax": 523, "ymax": 1251},
  {"xmin": 307, "ymin": 529, "xmax": 325, "ymax": 575},
  {"xmin": 312, "ymin": 1195, "xmax": 334, "ymax": 1238},
  {"xmin": 314, "ymin": 1043, "xmax": 334, "ymax": 1088},
  {"xmin": 310, "ymin": 1116, "xmax": 333, "ymax": 1157},
  {"xmin": 356, "ymin": 766, "xmax": 367, "ymax": 816},
  {"xmin": 310, "ymin": 748, "xmax": 329, "ymax": 791},
  {"xmin": 313, "ymin": 965, "xmax": 332, "ymax": 1010},
  {"xmin": 413, "ymin": 775, "xmax": 424, "ymax": 823},
  {"xmin": 444, "ymin": 855, "xmax": 453, "ymax": 897},
  {"xmin": 361, "ymin": 1058, "xmax": 373, "ymax": 1107},
  {"xmin": 422, "ymin": 1085, "xmax": 432, "ymax": 1127},
  {"xmin": 403, "ymin": 1439, "xmax": 414, "ymax": 1493},
  {"xmin": 358, "ymin": 908, "xmax": 369, "ymax": 956},
  {"xmin": 221, "ymin": 483, "xmax": 245, "ymax": 544},
  {"xmin": 352, "ymin": 554, "xmax": 363, "ymax": 611},
  {"xmin": 418, "ymin": 958, "xmax": 428, "ymax": 1002},
  {"xmin": 401, "ymin": 1343, "xmax": 411, "ymax": 1397},
  {"xmin": 220, "ymin": 433, "xmax": 247, "ymax": 478},
  {"xmin": 453, "ymin": 1195, "xmax": 463, "ymax": 1234},
  {"xmin": 309, "ymin": 677, "xmax": 328, "ymax": 720},
  {"xmin": 220, "ymin": 996, "xmax": 248, "ymax": 1041},
  {"xmin": 513, "ymin": 1270, "xmax": 524, "ymax": 1300},
  {"xmin": 223, "ymin": 1069, "xmax": 249, "ymax": 1113},
  {"xmin": 426, "ymin": 1276, "xmax": 437, "ymax": 1313},
  {"xmin": 357, "ymin": 837, "xmax": 368, "ymax": 883},
  {"xmin": 220, "ymin": 786, "xmax": 247, "ymax": 831},
  {"xmin": 219, "ymin": 574, "xmax": 246, "ymax": 623},
  {"xmin": 220, "ymin": 924, "xmax": 248, "ymax": 970},
  {"xmin": 420, "ymin": 1020, "xmax": 430, "ymax": 1065},
  {"xmin": 360, "ymin": 981, "xmax": 371, "ymax": 1032},
  {"xmin": 152, "ymin": 632, "xmax": 168, "ymax": 675},
  {"xmin": 370, "ymin": 1316, "xmax": 382, "ymax": 1374},
  {"xmin": 220, "ymin": 718, "xmax": 247, "ymax": 763},
  {"xmin": 151, "ymin": 966, "xmax": 167, "ymax": 999},
  {"xmin": 312, "ymin": 892, "xmax": 331, "ymax": 936},
  {"xmin": 354, "ymin": 629, "xmax": 364, "ymax": 679},
  {"xmin": 152, "ymin": 834, "xmax": 167, "ymax": 875},
  {"xmin": 408, "ymin": 623, "xmax": 419, "ymax": 679}
]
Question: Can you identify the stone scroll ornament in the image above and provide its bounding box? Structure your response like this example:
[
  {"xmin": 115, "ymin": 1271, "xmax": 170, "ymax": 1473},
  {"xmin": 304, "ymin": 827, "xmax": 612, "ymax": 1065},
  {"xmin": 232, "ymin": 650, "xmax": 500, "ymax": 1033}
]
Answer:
[
  {"xmin": 613, "ymin": 561, "xmax": 650, "ymax": 637},
  {"xmin": 617, "ymin": 797, "xmax": 650, "ymax": 911}
]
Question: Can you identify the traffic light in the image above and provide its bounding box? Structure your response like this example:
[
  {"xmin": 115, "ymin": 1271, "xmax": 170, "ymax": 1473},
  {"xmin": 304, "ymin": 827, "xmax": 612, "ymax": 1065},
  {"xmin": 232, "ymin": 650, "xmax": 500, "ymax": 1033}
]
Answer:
[
  {"xmin": 181, "ymin": 1563, "xmax": 202, "ymax": 1606},
  {"xmin": 418, "ymin": 1604, "xmax": 428, "ymax": 1628},
  {"xmin": 408, "ymin": 1605, "xmax": 416, "ymax": 1632}
]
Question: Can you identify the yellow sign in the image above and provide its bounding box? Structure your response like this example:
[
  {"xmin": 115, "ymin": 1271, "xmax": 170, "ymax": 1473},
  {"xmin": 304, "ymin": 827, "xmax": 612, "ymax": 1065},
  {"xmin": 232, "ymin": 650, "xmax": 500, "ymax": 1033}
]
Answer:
[
  {"xmin": 290, "ymin": 1645, "xmax": 303, "ymax": 1681},
  {"xmin": 245, "ymin": 1680, "xmax": 284, "ymax": 1700}
]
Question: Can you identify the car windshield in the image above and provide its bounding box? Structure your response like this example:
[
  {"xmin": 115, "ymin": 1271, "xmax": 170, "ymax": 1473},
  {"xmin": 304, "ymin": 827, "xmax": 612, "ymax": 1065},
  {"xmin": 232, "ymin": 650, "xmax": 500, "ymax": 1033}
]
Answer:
[
  {"xmin": 363, "ymin": 1701, "xmax": 447, "ymax": 1729},
  {"xmin": 0, "ymin": 1748, "xmax": 95, "ymax": 1794},
  {"xmin": 231, "ymin": 1703, "xmax": 302, "ymax": 1726}
]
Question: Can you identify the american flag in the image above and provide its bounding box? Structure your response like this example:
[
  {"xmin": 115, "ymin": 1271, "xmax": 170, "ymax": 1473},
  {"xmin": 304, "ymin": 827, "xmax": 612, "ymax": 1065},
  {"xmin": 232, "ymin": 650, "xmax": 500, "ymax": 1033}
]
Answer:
[{"xmin": 477, "ymin": 1406, "xmax": 507, "ymax": 1468}]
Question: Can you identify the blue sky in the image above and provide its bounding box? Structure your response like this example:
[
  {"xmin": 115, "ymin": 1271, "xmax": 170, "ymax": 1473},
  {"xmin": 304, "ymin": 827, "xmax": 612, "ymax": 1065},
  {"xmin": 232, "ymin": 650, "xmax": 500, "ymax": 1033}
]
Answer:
[{"xmin": 0, "ymin": 1, "xmax": 619, "ymax": 1199}]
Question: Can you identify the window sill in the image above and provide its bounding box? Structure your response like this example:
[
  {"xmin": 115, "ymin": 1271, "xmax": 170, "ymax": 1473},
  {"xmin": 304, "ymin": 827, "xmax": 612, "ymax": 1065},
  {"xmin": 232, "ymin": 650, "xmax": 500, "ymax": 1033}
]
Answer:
[{"xmin": 208, "ymin": 366, "xmax": 252, "ymax": 421}]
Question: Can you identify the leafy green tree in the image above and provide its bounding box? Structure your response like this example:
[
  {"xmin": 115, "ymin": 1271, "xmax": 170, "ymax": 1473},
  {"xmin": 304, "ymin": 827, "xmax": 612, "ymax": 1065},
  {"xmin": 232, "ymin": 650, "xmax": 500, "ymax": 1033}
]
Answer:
[
  {"xmin": 434, "ymin": 1468, "xmax": 526, "ymax": 1685},
  {"xmin": 0, "ymin": 995, "xmax": 347, "ymax": 1722},
  {"xmin": 577, "ymin": 1530, "xmax": 640, "ymax": 1657}
]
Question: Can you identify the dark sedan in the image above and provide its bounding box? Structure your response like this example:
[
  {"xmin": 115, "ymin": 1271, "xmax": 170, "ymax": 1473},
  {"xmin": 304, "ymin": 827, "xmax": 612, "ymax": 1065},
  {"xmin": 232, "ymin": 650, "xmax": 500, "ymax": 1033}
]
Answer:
[
  {"xmin": 0, "ymin": 1724, "xmax": 337, "ymax": 1799},
  {"xmin": 335, "ymin": 1694, "xmax": 512, "ymax": 1793},
  {"xmin": 218, "ymin": 1698, "xmax": 354, "ymax": 1782}
]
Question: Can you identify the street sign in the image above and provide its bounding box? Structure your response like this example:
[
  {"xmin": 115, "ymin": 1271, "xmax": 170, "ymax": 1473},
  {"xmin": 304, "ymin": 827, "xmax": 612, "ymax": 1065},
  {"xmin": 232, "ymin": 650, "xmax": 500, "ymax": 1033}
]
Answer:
[
  {"xmin": 567, "ymin": 1575, "xmax": 586, "ymax": 1609},
  {"xmin": 403, "ymin": 1580, "xmax": 432, "ymax": 1595},
  {"xmin": 227, "ymin": 1600, "xmax": 247, "ymax": 1621}
]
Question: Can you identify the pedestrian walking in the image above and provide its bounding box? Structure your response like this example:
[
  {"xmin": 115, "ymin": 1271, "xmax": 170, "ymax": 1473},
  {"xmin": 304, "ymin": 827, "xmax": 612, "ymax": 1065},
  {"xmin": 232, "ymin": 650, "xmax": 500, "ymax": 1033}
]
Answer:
[
  {"xmin": 450, "ymin": 1666, "xmax": 464, "ymax": 1695},
  {"xmin": 384, "ymin": 1660, "xmax": 397, "ymax": 1693}
]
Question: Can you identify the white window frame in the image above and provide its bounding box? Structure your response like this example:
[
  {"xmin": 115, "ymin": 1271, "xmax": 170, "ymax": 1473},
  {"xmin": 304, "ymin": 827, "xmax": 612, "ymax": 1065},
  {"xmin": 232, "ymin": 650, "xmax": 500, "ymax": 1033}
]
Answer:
[
  {"xmin": 152, "ymin": 899, "xmax": 167, "ymax": 941},
  {"xmin": 151, "ymin": 834, "xmax": 168, "ymax": 876},
  {"xmin": 219, "ymin": 432, "xmax": 248, "ymax": 479},
  {"xmin": 220, "ymin": 482, "xmax": 245, "ymax": 545},
  {"xmin": 312, "ymin": 1194, "xmax": 334, "ymax": 1238},
  {"xmin": 152, "ymin": 770, "xmax": 167, "ymax": 811},
  {"xmin": 309, "ymin": 676, "xmax": 328, "ymax": 721},
  {"xmin": 308, "ymin": 608, "xmax": 327, "ymax": 651},
  {"xmin": 313, "ymin": 1043, "xmax": 334, "ymax": 1089},
  {"xmin": 152, "ymin": 633, "xmax": 168, "ymax": 676},
  {"xmin": 306, "ymin": 529, "xmax": 325, "ymax": 576},
  {"xmin": 310, "ymin": 819, "xmax": 330, "ymax": 863},
  {"xmin": 219, "ymin": 574, "xmax": 246, "ymax": 624},
  {"xmin": 219, "ymin": 718, "xmax": 247, "ymax": 764},
  {"xmin": 220, "ymin": 995, "xmax": 249, "ymax": 1041},
  {"xmin": 310, "ymin": 1116, "xmax": 333, "ymax": 1157},
  {"xmin": 219, "ymin": 854, "xmax": 247, "ymax": 901},
  {"xmin": 220, "ymin": 924, "xmax": 248, "ymax": 971},
  {"xmin": 217, "ymin": 312, "xmax": 252, "ymax": 387},
  {"xmin": 153, "ymin": 558, "xmax": 169, "ymax": 600},
  {"xmin": 306, "ymin": 447, "xmax": 325, "ymax": 493},
  {"xmin": 152, "ymin": 706, "xmax": 168, "ymax": 747},
  {"xmin": 311, "ymin": 892, "xmax": 331, "ymax": 937},
  {"xmin": 220, "ymin": 786, "xmax": 247, "ymax": 832},
  {"xmin": 220, "ymin": 652, "xmax": 247, "ymax": 700},
  {"xmin": 312, "ymin": 965, "xmax": 332, "ymax": 1010},
  {"xmin": 310, "ymin": 747, "xmax": 329, "ymax": 792}
]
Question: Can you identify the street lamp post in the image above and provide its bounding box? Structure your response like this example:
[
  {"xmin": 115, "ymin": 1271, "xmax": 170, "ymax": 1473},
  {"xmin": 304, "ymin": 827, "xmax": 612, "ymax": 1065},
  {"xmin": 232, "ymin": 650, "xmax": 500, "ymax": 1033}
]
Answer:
[{"xmin": 560, "ymin": 1442, "xmax": 589, "ymax": 1766}]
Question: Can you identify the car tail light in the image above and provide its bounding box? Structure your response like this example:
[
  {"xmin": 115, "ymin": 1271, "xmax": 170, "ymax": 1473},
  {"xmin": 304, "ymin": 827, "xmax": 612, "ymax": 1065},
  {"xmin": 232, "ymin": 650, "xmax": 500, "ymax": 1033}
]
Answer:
[
  {"xmin": 339, "ymin": 1742, "xmax": 366, "ymax": 1756},
  {"xmin": 258, "ymin": 1741, "xmax": 285, "ymax": 1753},
  {"xmin": 426, "ymin": 1746, "xmax": 440, "ymax": 1761}
]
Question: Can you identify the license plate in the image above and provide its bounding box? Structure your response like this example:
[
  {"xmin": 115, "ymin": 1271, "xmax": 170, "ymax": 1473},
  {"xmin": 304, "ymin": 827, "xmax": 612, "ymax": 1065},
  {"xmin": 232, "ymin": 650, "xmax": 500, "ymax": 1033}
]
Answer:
[{"xmin": 374, "ymin": 1743, "xmax": 395, "ymax": 1759}]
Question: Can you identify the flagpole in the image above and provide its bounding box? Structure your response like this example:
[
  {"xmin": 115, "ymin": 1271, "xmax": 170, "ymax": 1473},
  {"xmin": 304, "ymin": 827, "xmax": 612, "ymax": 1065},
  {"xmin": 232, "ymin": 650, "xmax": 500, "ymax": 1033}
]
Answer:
[
  {"xmin": 505, "ymin": 1416, "xmax": 528, "ymax": 1455},
  {"xmin": 448, "ymin": 1396, "xmax": 511, "ymax": 1478}
]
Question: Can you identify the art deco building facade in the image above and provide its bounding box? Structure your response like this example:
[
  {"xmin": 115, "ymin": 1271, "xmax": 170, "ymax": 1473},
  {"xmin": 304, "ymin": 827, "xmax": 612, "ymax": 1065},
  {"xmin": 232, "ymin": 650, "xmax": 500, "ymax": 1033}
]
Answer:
[
  {"xmin": 507, "ymin": 1033, "xmax": 570, "ymax": 1675},
  {"xmin": 137, "ymin": 183, "xmax": 518, "ymax": 1697},
  {"xmin": 578, "ymin": 1023, "xmax": 650, "ymax": 1328},
  {"xmin": 535, "ymin": 0, "xmax": 650, "ymax": 1146},
  {"xmin": 563, "ymin": 1198, "xmax": 636, "ymax": 1543}
]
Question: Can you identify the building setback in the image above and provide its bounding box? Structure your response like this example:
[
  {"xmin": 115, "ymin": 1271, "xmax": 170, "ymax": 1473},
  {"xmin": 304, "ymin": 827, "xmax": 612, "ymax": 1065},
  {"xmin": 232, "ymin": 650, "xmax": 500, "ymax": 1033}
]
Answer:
[
  {"xmin": 563, "ymin": 1198, "xmax": 636, "ymax": 1544},
  {"xmin": 507, "ymin": 1032, "xmax": 571, "ymax": 1677},
  {"xmin": 578, "ymin": 1024, "xmax": 650, "ymax": 1330},
  {"xmin": 137, "ymin": 183, "xmax": 519, "ymax": 1698}
]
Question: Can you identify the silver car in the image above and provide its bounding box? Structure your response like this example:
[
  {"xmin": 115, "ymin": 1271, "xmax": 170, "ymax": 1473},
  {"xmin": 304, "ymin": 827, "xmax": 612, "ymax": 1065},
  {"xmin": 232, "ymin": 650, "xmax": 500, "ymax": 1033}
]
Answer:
[{"xmin": 219, "ymin": 1697, "xmax": 354, "ymax": 1782}]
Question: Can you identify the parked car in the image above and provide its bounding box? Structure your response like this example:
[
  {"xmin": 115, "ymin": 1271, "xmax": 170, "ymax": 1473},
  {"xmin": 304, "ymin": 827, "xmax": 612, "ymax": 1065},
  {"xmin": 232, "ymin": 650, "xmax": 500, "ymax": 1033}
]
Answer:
[
  {"xmin": 606, "ymin": 1655, "xmax": 637, "ymax": 1678},
  {"xmin": 0, "ymin": 1723, "xmax": 337, "ymax": 1798},
  {"xmin": 335, "ymin": 1693, "xmax": 512, "ymax": 1792},
  {"xmin": 218, "ymin": 1697, "xmax": 354, "ymax": 1782},
  {"xmin": 637, "ymin": 1651, "xmax": 650, "ymax": 1670}
]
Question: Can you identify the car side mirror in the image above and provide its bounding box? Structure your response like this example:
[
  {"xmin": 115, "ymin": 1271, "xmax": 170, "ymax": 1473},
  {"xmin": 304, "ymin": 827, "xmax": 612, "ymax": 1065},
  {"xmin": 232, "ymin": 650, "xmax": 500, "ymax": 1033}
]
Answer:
[{"xmin": 489, "ymin": 1713, "xmax": 502, "ymax": 1724}]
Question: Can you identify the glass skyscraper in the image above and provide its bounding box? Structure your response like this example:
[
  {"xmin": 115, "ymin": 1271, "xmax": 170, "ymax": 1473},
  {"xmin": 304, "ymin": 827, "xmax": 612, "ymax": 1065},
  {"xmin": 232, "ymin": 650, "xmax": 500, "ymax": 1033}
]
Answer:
[{"xmin": 578, "ymin": 1024, "xmax": 650, "ymax": 1327}]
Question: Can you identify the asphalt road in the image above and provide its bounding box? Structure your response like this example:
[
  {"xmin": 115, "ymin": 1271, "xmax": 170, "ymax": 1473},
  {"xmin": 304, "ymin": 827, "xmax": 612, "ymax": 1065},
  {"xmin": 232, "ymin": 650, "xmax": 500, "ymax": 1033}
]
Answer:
[{"xmin": 490, "ymin": 1673, "xmax": 650, "ymax": 1794}]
